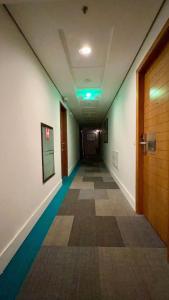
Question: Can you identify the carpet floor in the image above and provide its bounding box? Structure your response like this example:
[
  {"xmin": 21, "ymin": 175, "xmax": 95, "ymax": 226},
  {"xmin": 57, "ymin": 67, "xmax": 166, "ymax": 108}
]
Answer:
[{"xmin": 17, "ymin": 161, "xmax": 169, "ymax": 300}]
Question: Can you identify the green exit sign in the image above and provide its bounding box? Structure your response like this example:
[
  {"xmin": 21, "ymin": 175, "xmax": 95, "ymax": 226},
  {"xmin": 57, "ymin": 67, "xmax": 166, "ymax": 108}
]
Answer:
[{"xmin": 76, "ymin": 88, "xmax": 102, "ymax": 101}]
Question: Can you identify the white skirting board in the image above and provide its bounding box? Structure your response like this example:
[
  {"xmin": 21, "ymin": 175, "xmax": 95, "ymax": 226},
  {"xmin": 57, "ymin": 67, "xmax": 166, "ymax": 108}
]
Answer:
[
  {"xmin": 0, "ymin": 180, "xmax": 62, "ymax": 275},
  {"xmin": 68, "ymin": 165, "xmax": 74, "ymax": 176},
  {"xmin": 105, "ymin": 162, "xmax": 136, "ymax": 211}
]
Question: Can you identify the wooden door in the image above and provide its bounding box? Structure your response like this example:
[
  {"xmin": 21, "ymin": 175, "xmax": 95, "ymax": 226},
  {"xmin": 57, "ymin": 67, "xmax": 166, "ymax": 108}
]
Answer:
[
  {"xmin": 143, "ymin": 41, "xmax": 169, "ymax": 244},
  {"xmin": 137, "ymin": 21, "xmax": 169, "ymax": 249},
  {"xmin": 60, "ymin": 104, "xmax": 68, "ymax": 177}
]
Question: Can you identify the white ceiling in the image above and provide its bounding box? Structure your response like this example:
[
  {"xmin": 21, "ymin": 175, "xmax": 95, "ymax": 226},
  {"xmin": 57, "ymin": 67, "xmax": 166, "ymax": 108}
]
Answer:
[{"xmin": 5, "ymin": 0, "xmax": 163, "ymax": 124}]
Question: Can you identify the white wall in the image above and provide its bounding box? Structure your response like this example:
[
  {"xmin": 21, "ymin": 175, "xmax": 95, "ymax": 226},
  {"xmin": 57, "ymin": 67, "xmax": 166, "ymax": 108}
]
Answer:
[
  {"xmin": 103, "ymin": 1, "xmax": 169, "ymax": 209},
  {"xmin": 0, "ymin": 6, "xmax": 79, "ymax": 274}
]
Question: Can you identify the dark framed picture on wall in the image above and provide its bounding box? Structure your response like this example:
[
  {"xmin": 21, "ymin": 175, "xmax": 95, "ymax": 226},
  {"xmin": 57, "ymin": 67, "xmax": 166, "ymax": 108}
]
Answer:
[
  {"xmin": 103, "ymin": 118, "xmax": 108, "ymax": 143},
  {"xmin": 41, "ymin": 123, "xmax": 55, "ymax": 183}
]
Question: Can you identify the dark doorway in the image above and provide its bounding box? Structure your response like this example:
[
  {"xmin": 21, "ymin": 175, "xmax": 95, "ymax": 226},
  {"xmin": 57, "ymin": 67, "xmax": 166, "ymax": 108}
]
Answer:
[
  {"xmin": 60, "ymin": 103, "xmax": 68, "ymax": 177},
  {"xmin": 81, "ymin": 128, "xmax": 101, "ymax": 161}
]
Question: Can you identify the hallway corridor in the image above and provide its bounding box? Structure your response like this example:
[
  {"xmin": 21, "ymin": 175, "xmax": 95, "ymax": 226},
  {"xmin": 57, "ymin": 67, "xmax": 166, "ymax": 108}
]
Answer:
[
  {"xmin": 17, "ymin": 162, "xmax": 169, "ymax": 300},
  {"xmin": 0, "ymin": 2, "xmax": 169, "ymax": 299}
]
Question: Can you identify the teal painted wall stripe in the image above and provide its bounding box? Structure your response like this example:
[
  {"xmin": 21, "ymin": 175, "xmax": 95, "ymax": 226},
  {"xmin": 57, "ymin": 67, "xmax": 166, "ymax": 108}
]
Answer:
[{"xmin": 0, "ymin": 163, "xmax": 80, "ymax": 300}]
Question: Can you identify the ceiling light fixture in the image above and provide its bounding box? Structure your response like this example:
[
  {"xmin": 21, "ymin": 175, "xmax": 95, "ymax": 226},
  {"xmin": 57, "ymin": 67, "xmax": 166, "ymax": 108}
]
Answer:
[{"xmin": 79, "ymin": 45, "xmax": 92, "ymax": 56}]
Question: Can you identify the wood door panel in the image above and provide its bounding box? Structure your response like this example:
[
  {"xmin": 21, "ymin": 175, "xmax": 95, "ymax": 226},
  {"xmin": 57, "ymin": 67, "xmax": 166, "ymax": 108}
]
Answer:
[
  {"xmin": 157, "ymin": 141, "xmax": 169, "ymax": 151},
  {"xmin": 143, "ymin": 171, "xmax": 168, "ymax": 190},
  {"xmin": 144, "ymin": 156, "xmax": 169, "ymax": 170},
  {"xmin": 144, "ymin": 121, "xmax": 169, "ymax": 132},
  {"xmin": 144, "ymin": 164, "xmax": 169, "ymax": 179},
  {"xmin": 144, "ymin": 183, "xmax": 169, "ymax": 243},
  {"xmin": 144, "ymin": 98, "xmax": 169, "ymax": 115},
  {"xmin": 142, "ymin": 40, "xmax": 169, "ymax": 245},
  {"xmin": 145, "ymin": 111, "xmax": 169, "ymax": 124}
]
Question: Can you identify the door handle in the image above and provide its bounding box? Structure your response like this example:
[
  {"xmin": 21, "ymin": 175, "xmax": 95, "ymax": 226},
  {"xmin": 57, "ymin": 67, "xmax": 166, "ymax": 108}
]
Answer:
[
  {"xmin": 140, "ymin": 141, "xmax": 148, "ymax": 145},
  {"xmin": 140, "ymin": 134, "xmax": 147, "ymax": 154}
]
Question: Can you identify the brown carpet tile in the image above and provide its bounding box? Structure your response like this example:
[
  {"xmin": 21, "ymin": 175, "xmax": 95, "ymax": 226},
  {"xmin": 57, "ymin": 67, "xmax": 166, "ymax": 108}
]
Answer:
[
  {"xmin": 95, "ymin": 198, "xmax": 135, "ymax": 216},
  {"xmin": 43, "ymin": 216, "xmax": 74, "ymax": 246}
]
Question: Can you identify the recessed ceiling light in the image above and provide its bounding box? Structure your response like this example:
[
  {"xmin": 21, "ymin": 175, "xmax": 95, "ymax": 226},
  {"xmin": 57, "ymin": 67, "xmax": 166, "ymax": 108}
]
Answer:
[{"xmin": 79, "ymin": 45, "xmax": 92, "ymax": 56}]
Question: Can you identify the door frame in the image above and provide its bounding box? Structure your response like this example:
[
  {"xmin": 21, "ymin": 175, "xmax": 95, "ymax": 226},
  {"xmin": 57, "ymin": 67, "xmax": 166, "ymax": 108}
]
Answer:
[
  {"xmin": 60, "ymin": 103, "xmax": 68, "ymax": 177},
  {"xmin": 136, "ymin": 19, "xmax": 169, "ymax": 252}
]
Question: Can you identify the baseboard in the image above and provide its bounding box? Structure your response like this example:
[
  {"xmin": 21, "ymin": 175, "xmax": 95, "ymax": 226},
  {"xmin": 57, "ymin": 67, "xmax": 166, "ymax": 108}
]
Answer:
[
  {"xmin": 0, "ymin": 180, "xmax": 62, "ymax": 275},
  {"xmin": 105, "ymin": 162, "xmax": 135, "ymax": 210},
  {"xmin": 68, "ymin": 165, "xmax": 74, "ymax": 176}
]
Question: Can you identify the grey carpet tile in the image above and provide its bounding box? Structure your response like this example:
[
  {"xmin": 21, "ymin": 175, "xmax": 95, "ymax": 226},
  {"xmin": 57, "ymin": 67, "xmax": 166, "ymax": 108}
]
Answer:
[
  {"xmin": 43, "ymin": 216, "xmax": 74, "ymax": 246},
  {"xmin": 94, "ymin": 181, "xmax": 119, "ymax": 189},
  {"xmin": 85, "ymin": 168, "xmax": 100, "ymax": 172},
  {"xmin": 17, "ymin": 247, "xmax": 101, "ymax": 300},
  {"xmin": 83, "ymin": 162, "xmax": 97, "ymax": 166},
  {"xmin": 95, "ymin": 198, "xmax": 135, "ymax": 216},
  {"xmin": 58, "ymin": 199, "xmax": 95, "ymax": 216},
  {"xmin": 94, "ymin": 189, "xmax": 108, "ymax": 200},
  {"xmin": 79, "ymin": 189, "xmax": 94, "ymax": 199},
  {"xmin": 73, "ymin": 176, "xmax": 83, "ymax": 183},
  {"xmin": 17, "ymin": 162, "xmax": 169, "ymax": 300},
  {"xmin": 84, "ymin": 172, "xmax": 110, "ymax": 177},
  {"xmin": 76, "ymin": 169, "xmax": 86, "ymax": 175},
  {"xmin": 116, "ymin": 216, "xmax": 165, "ymax": 248},
  {"xmin": 102, "ymin": 177, "xmax": 115, "ymax": 182},
  {"xmin": 83, "ymin": 176, "xmax": 103, "ymax": 182},
  {"xmin": 130, "ymin": 247, "xmax": 168, "ymax": 266},
  {"xmin": 64, "ymin": 189, "xmax": 80, "ymax": 201},
  {"xmin": 80, "ymin": 193, "xmax": 109, "ymax": 202},
  {"xmin": 68, "ymin": 216, "xmax": 124, "ymax": 247},
  {"xmin": 107, "ymin": 189, "xmax": 128, "ymax": 201},
  {"xmin": 99, "ymin": 166, "xmax": 108, "ymax": 171},
  {"xmin": 131, "ymin": 248, "xmax": 169, "ymax": 300},
  {"xmin": 81, "ymin": 172, "xmax": 96, "ymax": 177},
  {"xmin": 95, "ymin": 171, "xmax": 110, "ymax": 176},
  {"xmin": 99, "ymin": 247, "xmax": 152, "ymax": 300},
  {"xmin": 70, "ymin": 181, "xmax": 94, "ymax": 190}
]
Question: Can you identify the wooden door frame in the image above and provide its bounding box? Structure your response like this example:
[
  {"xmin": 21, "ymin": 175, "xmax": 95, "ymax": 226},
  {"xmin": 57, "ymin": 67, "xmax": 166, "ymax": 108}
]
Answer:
[
  {"xmin": 60, "ymin": 103, "xmax": 68, "ymax": 177},
  {"xmin": 136, "ymin": 19, "xmax": 169, "ymax": 252}
]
